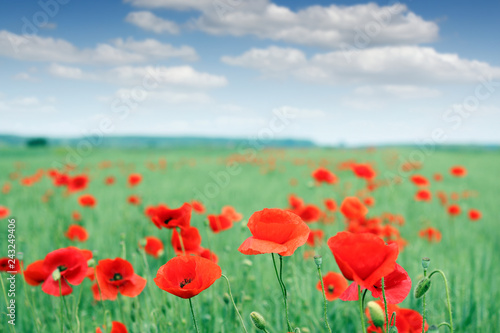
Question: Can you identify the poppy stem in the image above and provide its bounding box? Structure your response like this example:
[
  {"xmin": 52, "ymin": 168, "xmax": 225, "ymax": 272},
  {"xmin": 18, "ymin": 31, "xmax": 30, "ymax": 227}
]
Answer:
[
  {"xmin": 19, "ymin": 263, "xmax": 42, "ymax": 332},
  {"xmin": 357, "ymin": 285, "xmax": 366, "ymax": 333},
  {"xmin": 58, "ymin": 279, "xmax": 65, "ymax": 333},
  {"xmin": 221, "ymin": 274, "xmax": 248, "ymax": 333},
  {"xmin": 188, "ymin": 298, "xmax": 201, "ymax": 333},
  {"xmin": 315, "ymin": 264, "xmax": 333, "ymax": 333},
  {"xmin": 429, "ymin": 269, "xmax": 454, "ymax": 333},
  {"xmin": 94, "ymin": 268, "xmax": 108, "ymax": 327},
  {"xmin": 271, "ymin": 254, "xmax": 292, "ymax": 331},
  {"xmin": 381, "ymin": 277, "xmax": 389, "ymax": 332},
  {"xmin": 422, "ymin": 267, "xmax": 427, "ymax": 333},
  {"xmin": 117, "ymin": 293, "xmax": 126, "ymax": 325}
]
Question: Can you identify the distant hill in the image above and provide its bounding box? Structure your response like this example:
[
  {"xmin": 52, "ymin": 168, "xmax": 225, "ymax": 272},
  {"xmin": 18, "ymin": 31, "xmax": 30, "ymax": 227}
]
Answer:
[{"xmin": 0, "ymin": 135, "xmax": 317, "ymax": 148}]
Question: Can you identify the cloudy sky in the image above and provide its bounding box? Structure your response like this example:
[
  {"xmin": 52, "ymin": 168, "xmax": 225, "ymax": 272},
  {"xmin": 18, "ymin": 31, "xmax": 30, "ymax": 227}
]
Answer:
[{"xmin": 1, "ymin": 0, "xmax": 499, "ymax": 145}]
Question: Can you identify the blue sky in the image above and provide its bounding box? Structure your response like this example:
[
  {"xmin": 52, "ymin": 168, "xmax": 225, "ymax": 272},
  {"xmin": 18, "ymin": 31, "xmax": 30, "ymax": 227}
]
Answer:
[{"xmin": 1, "ymin": 0, "xmax": 499, "ymax": 145}]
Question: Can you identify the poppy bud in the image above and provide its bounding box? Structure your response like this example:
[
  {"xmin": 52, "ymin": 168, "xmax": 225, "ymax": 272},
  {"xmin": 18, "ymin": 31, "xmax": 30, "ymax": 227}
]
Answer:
[
  {"xmin": 52, "ymin": 268, "xmax": 61, "ymax": 281},
  {"xmin": 367, "ymin": 301, "xmax": 385, "ymax": 328},
  {"xmin": 414, "ymin": 277, "xmax": 432, "ymax": 298},
  {"xmin": 87, "ymin": 259, "xmax": 95, "ymax": 267},
  {"xmin": 223, "ymin": 293, "xmax": 230, "ymax": 304},
  {"xmin": 388, "ymin": 326, "xmax": 398, "ymax": 333},
  {"xmin": 427, "ymin": 325, "xmax": 439, "ymax": 332},
  {"xmin": 294, "ymin": 328, "xmax": 301, "ymax": 333},
  {"xmin": 314, "ymin": 255, "xmax": 322, "ymax": 267},
  {"xmin": 139, "ymin": 238, "xmax": 147, "ymax": 247},
  {"xmin": 17, "ymin": 252, "xmax": 24, "ymax": 260},
  {"xmin": 421, "ymin": 257, "xmax": 431, "ymax": 270},
  {"xmin": 250, "ymin": 311, "xmax": 267, "ymax": 331},
  {"xmin": 242, "ymin": 259, "xmax": 253, "ymax": 267}
]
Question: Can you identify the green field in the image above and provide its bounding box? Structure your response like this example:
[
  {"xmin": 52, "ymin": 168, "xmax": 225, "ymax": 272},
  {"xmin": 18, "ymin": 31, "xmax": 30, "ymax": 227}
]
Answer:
[{"xmin": 0, "ymin": 146, "xmax": 499, "ymax": 332}]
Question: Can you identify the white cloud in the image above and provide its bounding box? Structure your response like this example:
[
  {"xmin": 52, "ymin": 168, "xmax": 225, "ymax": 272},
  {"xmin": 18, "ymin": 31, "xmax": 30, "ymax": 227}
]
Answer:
[
  {"xmin": 13, "ymin": 72, "xmax": 37, "ymax": 82},
  {"xmin": 272, "ymin": 106, "xmax": 327, "ymax": 119},
  {"xmin": 126, "ymin": 0, "xmax": 438, "ymax": 48},
  {"xmin": 0, "ymin": 94, "xmax": 57, "ymax": 113},
  {"xmin": 222, "ymin": 46, "xmax": 500, "ymax": 85},
  {"xmin": 354, "ymin": 85, "xmax": 442, "ymax": 99},
  {"xmin": 48, "ymin": 63, "xmax": 85, "ymax": 79},
  {"xmin": 125, "ymin": 11, "xmax": 180, "ymax": 34},
  {"xmin": 0, "ymin": 30, "xmax": 197, "ymax": 64},
  {"xmin": 114, "ymin": 88, "xmax": 212, "ymax": 104}
]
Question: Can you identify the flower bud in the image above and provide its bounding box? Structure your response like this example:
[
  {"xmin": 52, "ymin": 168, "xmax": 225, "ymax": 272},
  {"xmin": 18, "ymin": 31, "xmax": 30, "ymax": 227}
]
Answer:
[
  {"xmin": 250, "ymin": 312, "xmax": 267, "ymax": 331},
  {"xmin": 367, "ymin": 301, "xmax": 385, "ymax": 328},
  {"xmin": 294, "ymin": 328, "xmax": 301, "ymax": 333},
  {"xmin": 414, "ymin": 277, "xmax": 432, "ymax": 298},
  {"xmin": 87, "ymin": 258, "xmax": 96, "ymax": 267},
  {"xmin": 421, "ymin": 257, "xmax": 430, "ymax": 270},
  {"xmin": 138, "ymin": 238, "xmax": 147, "ymax": 247},
  {"xmin": 314, "ymin": 255, "xmax": 322, "ymax": 267},
  {"xmin": 388, "ymin": 326, "xmax": 398, "ymax": 333},
  {"xmin": 427, "ymin": 325, "xmax": 439, "ymax": 332}
]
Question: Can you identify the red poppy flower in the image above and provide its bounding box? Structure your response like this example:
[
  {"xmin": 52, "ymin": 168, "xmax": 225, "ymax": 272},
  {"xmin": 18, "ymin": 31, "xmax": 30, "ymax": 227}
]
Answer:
[
  {"xmin": 140, "ymin": 236, "xmax": 164, "ymax": 258},
  {"xmin": 94, "ymin": 258, "xmax": 146, "ymax": 300},
  {"xmin": 96, "ymin": 321, "xmax": 128, "ymax": 333},
  {"xmin": 154, "ymin": 255, "xmax": 221, "ymax": 299},
  {"xmin": 78, "ymin": 194, "xmax": 96, "ymax": 207},
  {"xmin": 433, "ymin": 173, "xmax": 443, "ymax": 182},
  {"xmin": 238, "ymin": 208, "xmax": 310, "ymax": 256},
  {"xmin": 0, "ymin": 258, "xmax": 21, "ymax": 274},
  {"xmin": 0, "ymin": 206, "xmax": 10, "ymax": 219},
  {"xmin": 67, "ymin": 175, "xmax": 89, "ymax": 193},
  {"xmin": 340, "ymin": 263, "xmax": 411, "ymax": 304},
  {"xmin": 150, "ymin": 203, "xmax": 192, "ymax": 230},
  {"xmin": 128, "ymin": 173, "xmax": 142, "ymax": 187},
  {"xmin": 419, "ymin": 227, "xmax": 442, "ymax": 242},
  {"xmin": 288, "ymin": 194, "xmax": 304, "ymax": 210},
  {"xmin": 53, "ymin": 173, "xmax": 70, "ymax": 187},
  {"xmin": 415, "ymin": 189, "xmax": 432, "ymax": 202},
  {"xmin": 364, "ymin": 197, "xmax": 375, "ymax": 207},
  {"xmin": 221, "ymin": 205, "xmax": 243, "ymax": 222},
  {"xmin": 127, "ymin": 195, "xmax": 141, "ymax": 205},
  {"xmin": 41, "ymin": 247, "xmax": 88, "ymax": 296},
  {"xmin": 24, "ymin": 260, "xmax": 48, "ymax": 286},
  {"xmin": 2, "ymin": 182, "xmax": 11, "ymax": 194},
  {"xmin": 65, "ymin": 224, "xmax": 89, "ymax": 242},
  {"xmin": 172, "ymin": 226, "xmax": 202, "ymax": 254},
  {"xmin": 468, "ymin": 209, "xmax": 482, "ymax": 221},
  {"xmin": 199, "ymin": 248, "xmax": 218, "ymax": 263},
  {"xmin": 366, "ymin": 300, "xmax": 427, "ymax": 333},
  {"xmin": 208, "ymin": 214, "xmax": 233, "ymax": 233},
  {"xmin": 105, "ymin": 176, "xmax": 115, "ymax": 185},
  {"xmin": 307, "ymin": 229, "xmax": 324, "ymax": 247},
  {"xmin": 324, "ymin": 199, "xmax": 337, "ymax": 212},
  {"xmin": 450, "ymin": 166, "xmax": 467, "ymax": 177},
  {"xmin": 351, "ymin": 164, "xmax": 376, "ymax": 180},
  {"xmin": 72, "ymin": 211, "xmax": 81, "ymax": 221},
  {"xmin": 410, "ymin": 175, "xmax": 429, "ymax": 187},
  {"xmin": 297, "ymin": 204, "xmax": 322, "ymax": 223},
  {"xmin": 447, "ymin": 204, "xmax": 461, "ymax": 216},
  {"xmin": 317, "ymin": 272, "xmax": 348, "ymax": 301},
  {"xmin": 327, "ymin": 232, "xmax": 399, "ymax": 289},
  {"xmin": 191, "ymin": 200, "xmax": 205, "ymax": 214},
  {"xmin": 340, "ymin": 197, "xmax": 368, "ymax": 220},
  {"xmin": 312, "ymin": 167, "xmax": 337, "ymax": 184}
]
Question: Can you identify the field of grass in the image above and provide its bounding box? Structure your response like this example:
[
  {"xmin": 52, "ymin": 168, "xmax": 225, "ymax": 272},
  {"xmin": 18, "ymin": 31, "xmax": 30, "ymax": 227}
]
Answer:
[{"xmin": 0, "ymin": 146, "xmax": 499, "ymax": 332}]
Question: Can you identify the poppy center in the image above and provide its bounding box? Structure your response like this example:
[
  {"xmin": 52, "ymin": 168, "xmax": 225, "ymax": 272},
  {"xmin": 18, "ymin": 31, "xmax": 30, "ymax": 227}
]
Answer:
[
  {"xmin": 110, "ymin": 273, "xmax": 123, "ymax": 281},
  {"xmin": 179, "ymin": 278, "xmax": 192, "ymax": 288},
  {"xmin": 328, "ymin": 285, "xmax": 334, "ymax": 293},
  {"xmin": 58, "ymin": 265, "xmax": 67, "ymax": 272},
  {"xmin": 164, "ymin": 217, "xmax": 173, "ymax": 225}
]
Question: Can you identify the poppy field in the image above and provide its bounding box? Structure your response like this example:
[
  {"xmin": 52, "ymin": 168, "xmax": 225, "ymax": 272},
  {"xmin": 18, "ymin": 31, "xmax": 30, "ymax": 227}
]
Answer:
[{"xmin": 0, "ymin": 146, "xmax": 499, "ymax": 332}]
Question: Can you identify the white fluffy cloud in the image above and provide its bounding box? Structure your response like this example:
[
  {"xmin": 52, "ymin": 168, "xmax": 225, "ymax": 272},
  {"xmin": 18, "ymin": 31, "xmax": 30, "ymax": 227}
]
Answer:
[
  {"xmin": 0, "ymin": 93, "xmax": 57, "ymax": 113},
  {"xmin": 125, "ymin": 11, "xmax": 180, "ymax": 34},
  {"xmin": 126, "ymin": 0, "xmax": 438, "ymax": 48},
  {"xmin": 0, "ymin": 30, "xmax": 197, "ymax": 64},
  {"xmin": 222, "ymin": 46, "xmax": 500, "ymax": 85}
]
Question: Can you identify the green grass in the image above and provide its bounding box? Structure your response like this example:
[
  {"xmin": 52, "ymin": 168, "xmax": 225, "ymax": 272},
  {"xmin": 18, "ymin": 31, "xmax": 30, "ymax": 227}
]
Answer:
[{"xmin": 0, "ymin": 146, "xmax": 499, "ymax": 332}]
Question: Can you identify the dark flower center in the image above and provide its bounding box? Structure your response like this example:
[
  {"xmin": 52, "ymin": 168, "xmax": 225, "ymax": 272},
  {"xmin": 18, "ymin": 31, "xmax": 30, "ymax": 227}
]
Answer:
[
  {"xmin": 110, "ymin": 273, "xmax": 123, "ymax": 281},
  {"xmin": 180, "ymin": 278, "xmax": 192, "ymax": 288},
  {"xmin": 58, "ymin": 265, "xmax": 67, "ymax": 272},
  {"xmin": 328, "ymin": 285, "xmax": 334, "ymax": 293},
  {"xmin": 164, "ymin": 217, "xmax": 173, "ymax": 225}
]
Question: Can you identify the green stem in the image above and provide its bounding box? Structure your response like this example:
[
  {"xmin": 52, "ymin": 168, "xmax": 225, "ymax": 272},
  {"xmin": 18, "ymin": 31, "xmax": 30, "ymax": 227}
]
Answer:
[
  {"xmin": 58, "ymin": 279, "xmax": 64, "ymax": 333},
  {"xmin": 429, "ymin": 270, "xmax": 454, "ymax": 333},
  {"xmin": 358, "ymin": 285, "xmax": 366, "ymax": 333},
  {"xmin": 117, "ymin": 293, "xmax": 126, "ymax": 325},
  {"xmin": 381, "ymin": 277, "xmax": 389, "ymax": 332},
  {"xmin": 437, "ymin": 322, "xmax": 452, "ymax": 329},
  {"xmin": 271, "ymin": 254, "xmax": 292, "ymax": 331},
  {"xmin": 19, "ymin": 264, "xmax": 41, "ymax": 333},
  {"xmin": 422, "ymin": 268, "xmax": 427, "ymax": 333},
  {"xmin": 316, "ymin": 265, "xmax": 333, "ymax": 333},
  {"xmin": 189, "ymin": 298, "xmax": 200, "ymax": 333},
  {"xmin": 177, "ymin": 227, "xmax": 186, "ymax": 255},
  {"xmin": 221, "ymin": 274, "xmax": 248, "ymax": 333}
]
